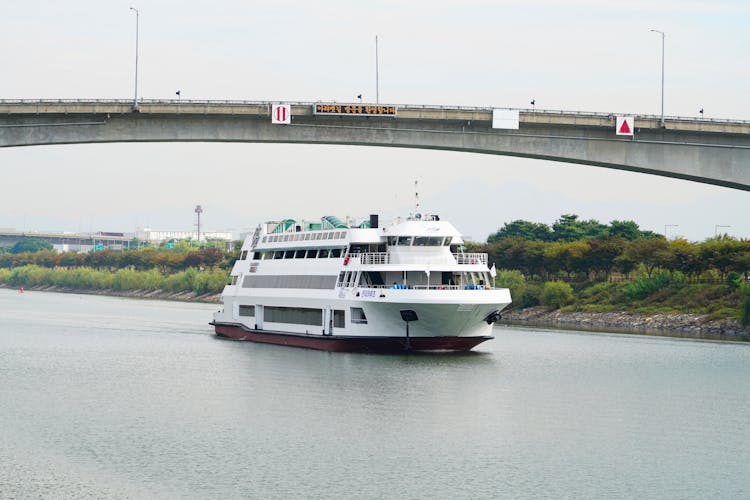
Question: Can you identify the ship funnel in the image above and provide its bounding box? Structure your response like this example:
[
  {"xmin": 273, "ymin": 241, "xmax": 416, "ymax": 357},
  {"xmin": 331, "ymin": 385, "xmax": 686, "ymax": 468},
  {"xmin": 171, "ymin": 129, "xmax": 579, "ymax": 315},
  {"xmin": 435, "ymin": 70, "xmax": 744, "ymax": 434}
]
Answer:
[{"xmin": 370, "ymin": 214, "xmax": 379, "ymax": 229}]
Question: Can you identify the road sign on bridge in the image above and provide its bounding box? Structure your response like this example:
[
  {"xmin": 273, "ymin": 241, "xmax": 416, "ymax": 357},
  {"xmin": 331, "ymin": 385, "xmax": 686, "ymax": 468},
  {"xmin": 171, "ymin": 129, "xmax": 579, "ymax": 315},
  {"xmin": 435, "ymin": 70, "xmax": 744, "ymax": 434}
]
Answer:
[
  {"xmin": 616, "ymin": 116, "xmax": 634, "ymax": 136},
  {"xmin": 271, "ymin": 104, "xmax": 291, "ymax": 124}
]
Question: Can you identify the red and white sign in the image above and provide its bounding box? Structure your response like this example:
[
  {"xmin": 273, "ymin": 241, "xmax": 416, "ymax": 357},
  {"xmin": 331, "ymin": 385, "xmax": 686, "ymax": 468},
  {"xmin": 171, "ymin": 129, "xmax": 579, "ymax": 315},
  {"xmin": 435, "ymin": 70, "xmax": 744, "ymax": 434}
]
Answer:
[
  {"xmin": 272, "ymin": 104, "xmax": 291, "ymax": 124},
  {"xmin": 615, "ymin": 116, "xmax": 634, "ymax": 136}
]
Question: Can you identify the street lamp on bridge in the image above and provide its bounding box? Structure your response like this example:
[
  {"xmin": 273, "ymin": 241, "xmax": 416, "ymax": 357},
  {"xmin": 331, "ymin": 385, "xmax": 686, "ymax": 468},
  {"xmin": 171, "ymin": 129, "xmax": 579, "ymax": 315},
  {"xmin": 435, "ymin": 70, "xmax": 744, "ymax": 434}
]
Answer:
[
  {"xmin": 650, "ymin": 29, "xmax": 665, "ymax": 127},
  {"xmin": 129, "ymin": 7, "xmax": 140, "ymax": 110}
]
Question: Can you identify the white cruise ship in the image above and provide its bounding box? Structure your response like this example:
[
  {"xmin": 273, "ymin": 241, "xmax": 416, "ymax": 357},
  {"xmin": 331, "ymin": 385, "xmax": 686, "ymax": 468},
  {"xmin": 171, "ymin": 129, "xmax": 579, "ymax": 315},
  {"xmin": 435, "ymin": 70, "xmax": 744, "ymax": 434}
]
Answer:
[{"xmin": 211, "ymin": 214, "xmax": 511, "ymax": 352}]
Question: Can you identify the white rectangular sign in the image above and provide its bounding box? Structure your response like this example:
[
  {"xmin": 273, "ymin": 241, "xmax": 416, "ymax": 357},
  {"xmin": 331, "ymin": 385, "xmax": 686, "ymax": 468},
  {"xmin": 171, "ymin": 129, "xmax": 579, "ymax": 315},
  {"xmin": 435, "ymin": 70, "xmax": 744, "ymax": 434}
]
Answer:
[
  {"xmin": 492, "ymin": 109, "xmax": 519, "ymax": 130},
  {"xmin": 616, "ymin": 116, "xmax": 634, "ymax": 136},
  {"xmin": 272, "ymin": 104, "xmax": 291, "ymax": 124}
]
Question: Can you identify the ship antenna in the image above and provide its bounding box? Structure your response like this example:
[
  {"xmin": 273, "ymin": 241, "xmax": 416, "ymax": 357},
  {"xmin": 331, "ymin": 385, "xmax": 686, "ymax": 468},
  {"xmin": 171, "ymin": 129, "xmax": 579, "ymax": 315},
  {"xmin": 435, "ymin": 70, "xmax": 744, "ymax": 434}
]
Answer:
[{"xmin": 414, "ymin": 179, "xmax": 419, "ymax": 214}]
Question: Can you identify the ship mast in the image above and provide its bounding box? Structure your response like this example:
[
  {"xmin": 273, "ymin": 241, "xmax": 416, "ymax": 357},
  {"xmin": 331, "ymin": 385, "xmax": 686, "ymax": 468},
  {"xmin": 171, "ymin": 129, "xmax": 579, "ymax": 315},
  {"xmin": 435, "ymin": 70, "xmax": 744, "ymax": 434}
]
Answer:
[{"xmin": 414, "ymin": 179, "xmax": 420, "ymax": 215}]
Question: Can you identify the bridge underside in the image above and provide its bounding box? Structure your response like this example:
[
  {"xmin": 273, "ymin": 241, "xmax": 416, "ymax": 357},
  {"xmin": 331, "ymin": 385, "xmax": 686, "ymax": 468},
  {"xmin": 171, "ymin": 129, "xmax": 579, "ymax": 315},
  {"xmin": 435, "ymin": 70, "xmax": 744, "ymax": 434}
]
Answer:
[{"xmin": 1, "ymin": 111, "xmax": 749, "ymax": 191}]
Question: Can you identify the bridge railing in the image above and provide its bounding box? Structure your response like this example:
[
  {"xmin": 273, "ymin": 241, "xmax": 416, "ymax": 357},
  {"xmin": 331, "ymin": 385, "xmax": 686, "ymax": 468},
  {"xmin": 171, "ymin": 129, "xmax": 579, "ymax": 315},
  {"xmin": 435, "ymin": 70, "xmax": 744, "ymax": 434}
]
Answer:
[{"xmin": 1, "ymin": 99, "xmax": 748, "ymax": 125}]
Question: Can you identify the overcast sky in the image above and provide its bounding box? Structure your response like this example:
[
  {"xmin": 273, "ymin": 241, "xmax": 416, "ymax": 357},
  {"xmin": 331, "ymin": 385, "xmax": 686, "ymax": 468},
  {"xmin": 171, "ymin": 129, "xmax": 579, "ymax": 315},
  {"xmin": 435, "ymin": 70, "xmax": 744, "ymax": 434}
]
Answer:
[{"xmin": 1, "ymin": 0, "xmax": 748, "ymax": 242}]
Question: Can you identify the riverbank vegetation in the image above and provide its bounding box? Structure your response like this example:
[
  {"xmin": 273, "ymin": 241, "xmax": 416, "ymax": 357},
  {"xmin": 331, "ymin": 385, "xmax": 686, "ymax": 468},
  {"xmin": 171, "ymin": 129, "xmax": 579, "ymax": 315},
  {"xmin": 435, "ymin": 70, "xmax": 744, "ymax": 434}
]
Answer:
[
  {"xmin": 1, "ymin": 215, "xmax": 749, "ymax": 324},
  {"xmin": 477, "ymin": 215, "xmax": 750, "ymax": 324},
  {"xmin": 0, "ymin": 245, "xmax": 234, "ymax": 295}
]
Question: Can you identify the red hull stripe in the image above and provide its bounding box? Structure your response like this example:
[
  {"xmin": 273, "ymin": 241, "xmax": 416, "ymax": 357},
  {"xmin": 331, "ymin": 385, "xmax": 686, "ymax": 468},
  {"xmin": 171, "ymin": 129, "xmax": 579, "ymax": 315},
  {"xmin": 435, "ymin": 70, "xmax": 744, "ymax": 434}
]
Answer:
[{"xmin": 211, "ymin": 322, "xmax": 492, "ymax": 353}]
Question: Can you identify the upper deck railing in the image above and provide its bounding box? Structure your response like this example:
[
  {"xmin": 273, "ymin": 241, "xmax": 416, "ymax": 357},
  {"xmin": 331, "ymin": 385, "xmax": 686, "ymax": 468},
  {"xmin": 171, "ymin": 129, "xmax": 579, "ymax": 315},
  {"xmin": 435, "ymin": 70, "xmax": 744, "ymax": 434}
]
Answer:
[{"xmin": 353, "ymin": 252, "xmax": 488, "ymax": 266}]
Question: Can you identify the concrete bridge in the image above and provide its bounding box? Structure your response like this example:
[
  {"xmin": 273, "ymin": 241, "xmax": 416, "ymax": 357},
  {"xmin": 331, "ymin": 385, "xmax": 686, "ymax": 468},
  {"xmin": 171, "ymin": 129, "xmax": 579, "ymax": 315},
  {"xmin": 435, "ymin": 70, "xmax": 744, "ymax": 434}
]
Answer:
[{"xmin": 1, "ymin": 99, "xmax": 749, "ymax": 191}]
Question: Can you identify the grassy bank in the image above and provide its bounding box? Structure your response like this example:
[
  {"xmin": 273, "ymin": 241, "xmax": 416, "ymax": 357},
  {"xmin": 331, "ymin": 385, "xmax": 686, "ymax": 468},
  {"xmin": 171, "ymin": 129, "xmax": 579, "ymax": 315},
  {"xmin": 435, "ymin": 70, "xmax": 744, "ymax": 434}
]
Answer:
[
  {"xmin": 0, "ymin": 265, "xmax": 228, "ymax": 296},
  {"xmin": 496, "ymin": 269, "xmax": 749, "ymax": 324}
]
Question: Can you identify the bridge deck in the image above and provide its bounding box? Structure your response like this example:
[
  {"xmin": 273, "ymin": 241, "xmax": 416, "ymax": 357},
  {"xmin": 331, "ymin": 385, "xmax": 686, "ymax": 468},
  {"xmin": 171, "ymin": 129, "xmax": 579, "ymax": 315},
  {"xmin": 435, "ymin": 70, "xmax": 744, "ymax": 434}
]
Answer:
[{"xmin": 2, "ymin": 100, "xmax": 748, "ymax": 135}]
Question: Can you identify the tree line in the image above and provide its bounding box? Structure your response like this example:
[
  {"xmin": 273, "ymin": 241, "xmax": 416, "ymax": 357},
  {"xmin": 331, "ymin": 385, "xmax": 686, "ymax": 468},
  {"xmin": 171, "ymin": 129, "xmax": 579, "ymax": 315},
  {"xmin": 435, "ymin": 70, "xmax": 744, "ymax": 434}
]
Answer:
[
  {"xmin": 479, "ymin": 215, "xmax": 750, "ymax": 282},
  {"xmin": 0, "ymin": 246, "xmax": 236, "ymax": 273}
]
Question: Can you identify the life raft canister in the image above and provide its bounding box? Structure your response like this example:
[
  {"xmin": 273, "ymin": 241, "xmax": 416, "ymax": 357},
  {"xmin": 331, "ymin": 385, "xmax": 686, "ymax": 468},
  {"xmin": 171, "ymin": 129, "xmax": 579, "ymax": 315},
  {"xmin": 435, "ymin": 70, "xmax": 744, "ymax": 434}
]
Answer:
[{"xmin": 343, "ymin": 256, "xmax": 350, "ymax": 266}]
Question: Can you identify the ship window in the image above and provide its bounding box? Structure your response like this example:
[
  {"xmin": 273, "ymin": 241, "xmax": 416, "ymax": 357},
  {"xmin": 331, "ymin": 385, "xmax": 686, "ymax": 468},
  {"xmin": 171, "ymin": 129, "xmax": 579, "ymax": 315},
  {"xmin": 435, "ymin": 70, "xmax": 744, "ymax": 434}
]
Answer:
[
  {"xmin": 294, "ymin": 249, "xmax": 306, "ymax": 258},
  {"xmin": 324, "ymin": 232, "xmax": 332, "ymax": 239},
  {"xmin": 387, "ymin": 236, "xmax": 397, "ymax": 246},
  {"xmin": 242, "ymin": 275, "xmax": 338, "ymax": 289},
  {"xmin": 444, "ymin": 237, "xmax": 452, "ymax": 246},
  {"xmin": 273, "ymin": 251, "xmax": 284, "ymax": 259},
  {"xmin": 304, "ymin": 233, "xmax": 311, "ymax": 240},
  {"xmin": 265, "ymin": 306, "xmax": 322, "ymax": 326},
  {"xmin": 284, "ymin": 250, "xmax": 295, "ymax": 259},
  {"xmin": 239, "ymin": 305, "xmax": 255, "ymax": 317},
  {"xmin": 333, "ymin": 310, "xmax": 345, "ymax": 328},
  {"xmin": 305, "ymin": 249, "xmax": 317, "ymax": 258},
  {"xmin": 282, "ymin": 235, "xmax": 289, "ymax": 242},
  {"xmin": 240, "ymin": 250, "xmax": 248, "ymax": 260},
  {"xmin": 262, "ymin": 236, "xmax": 267, "ymax": 243},
  {"xmin": 253, "ymin": 252, "xmax": 261, "ymax": 259},
  {"xmin": 331, "ymin": 248, "xmax": 342, "ymax": 258},
  {"xmin": 231, "ymin": 276, "xmax": 238, "ymax": 285},
  {"xmin": 397, "ymin": 236, "xmax": 412, "ymax": 246},
  {"xmin": 414, "ymin": 237, "xmax": 443, "ymax": 246},
  {"xmin": 350, "ymin": 307, "xmax": 367, "ymax": 324},
  {"xmin": 318, "ymin": 249, "xmax": 331, "ymax": 258}
]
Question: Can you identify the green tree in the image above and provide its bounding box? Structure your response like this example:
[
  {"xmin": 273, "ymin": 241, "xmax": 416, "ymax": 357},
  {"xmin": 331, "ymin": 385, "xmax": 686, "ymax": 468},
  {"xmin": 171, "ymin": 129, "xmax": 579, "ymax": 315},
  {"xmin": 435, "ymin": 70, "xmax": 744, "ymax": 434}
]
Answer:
[
  {"xmin": 540, "ymin": 281, "xmax": 574, "ymax": 309},
  {"xmin": 551, "ymin": 214, "xmax": 608, "ymax": 242},
  {"xmin": 487, "ymin": 220, "xmax": 552, "ymax": 242},
  {"xmin": 11, "ymin": 238, "xmax": 53, "ymax": 254},
  {"xmin": 622, "ymin": 238, "xmax": 670, "ymax": 278}
]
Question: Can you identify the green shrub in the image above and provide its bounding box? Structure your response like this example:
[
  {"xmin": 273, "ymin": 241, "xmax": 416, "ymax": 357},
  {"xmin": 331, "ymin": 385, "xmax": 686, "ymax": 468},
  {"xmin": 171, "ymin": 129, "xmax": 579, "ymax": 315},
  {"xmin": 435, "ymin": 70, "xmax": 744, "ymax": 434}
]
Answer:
[
  {"xmin": 726, "ymin": 271, "xmax": 742, "ymax": 289},
  {"xmin": 540, "ymin": 281, "xmax": 574, "ymax": 309},
  {"xmin": 623, "ymin": 270, "xmax": 685, "ymax": 301},
  {"xmin": 741, "ymin": 285, "xmax": 750, "ymax": 327},
  {"xmin": 0, "ymin": 268, "xmax": 10, "ymax": 284}
]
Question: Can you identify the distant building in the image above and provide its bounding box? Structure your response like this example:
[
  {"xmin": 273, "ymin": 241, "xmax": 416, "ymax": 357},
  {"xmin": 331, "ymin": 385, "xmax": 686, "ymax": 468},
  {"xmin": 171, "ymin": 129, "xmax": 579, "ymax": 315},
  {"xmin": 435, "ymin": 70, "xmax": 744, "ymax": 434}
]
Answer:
[{"xmin": 135, "ymin": 228, "xmax": 233, "ymax": 243}]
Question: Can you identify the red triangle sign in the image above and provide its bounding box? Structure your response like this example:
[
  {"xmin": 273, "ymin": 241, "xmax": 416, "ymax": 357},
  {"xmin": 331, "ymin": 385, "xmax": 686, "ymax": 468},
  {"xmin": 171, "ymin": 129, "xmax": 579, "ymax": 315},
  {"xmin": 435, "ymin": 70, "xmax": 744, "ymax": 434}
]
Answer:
[{"xmin": 619, "ymin": 119, "xmax": 631, "ymax": 134}]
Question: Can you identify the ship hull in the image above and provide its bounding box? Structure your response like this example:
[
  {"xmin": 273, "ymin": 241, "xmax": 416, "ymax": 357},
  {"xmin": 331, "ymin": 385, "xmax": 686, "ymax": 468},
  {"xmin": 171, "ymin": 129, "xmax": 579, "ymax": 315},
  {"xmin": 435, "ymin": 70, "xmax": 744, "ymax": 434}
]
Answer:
[{"xmin": 212, "ymin": 322, "xmax": 492, "ymax": 353}]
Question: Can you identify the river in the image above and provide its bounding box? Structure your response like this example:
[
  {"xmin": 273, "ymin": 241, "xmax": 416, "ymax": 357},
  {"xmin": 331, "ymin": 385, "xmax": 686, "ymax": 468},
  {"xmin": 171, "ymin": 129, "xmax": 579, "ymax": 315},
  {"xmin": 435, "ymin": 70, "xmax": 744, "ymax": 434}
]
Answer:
[{"xmin": 1, "ymin": 288, "xmax": 749, "ymax": 499}]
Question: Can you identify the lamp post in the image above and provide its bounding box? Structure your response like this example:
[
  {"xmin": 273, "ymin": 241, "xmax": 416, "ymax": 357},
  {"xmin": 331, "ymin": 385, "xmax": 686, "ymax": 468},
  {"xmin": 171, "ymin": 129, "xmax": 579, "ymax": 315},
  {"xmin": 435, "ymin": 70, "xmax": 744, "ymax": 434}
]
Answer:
[
  {"xmin": 650, "ymin": 29, "xmax": 665, "ymax": 127},
  {"xmin": 129, "ymin": 7, "xmax": 140, "ymax": 109},
  {"xmin": 195, "ymin": 205, "xmax": 203, "ymax": 243},
  {"xmin": 375, "ymin": 35, "xmax": 380, "ymax": 104}
]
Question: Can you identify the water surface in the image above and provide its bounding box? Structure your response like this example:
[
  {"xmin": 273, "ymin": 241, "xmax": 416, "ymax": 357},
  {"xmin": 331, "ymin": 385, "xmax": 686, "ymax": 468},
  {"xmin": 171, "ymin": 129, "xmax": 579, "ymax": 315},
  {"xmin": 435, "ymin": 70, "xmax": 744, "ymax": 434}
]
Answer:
[{"xmin": 1, "ymin": 289, "xmax": 749, "ymax": 499}]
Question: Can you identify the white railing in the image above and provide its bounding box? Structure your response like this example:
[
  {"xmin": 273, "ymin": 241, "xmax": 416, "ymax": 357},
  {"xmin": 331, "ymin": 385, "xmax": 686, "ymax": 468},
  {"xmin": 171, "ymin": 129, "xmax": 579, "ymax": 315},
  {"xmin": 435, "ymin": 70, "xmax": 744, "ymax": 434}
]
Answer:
[
  {"xmin": 352, "ymin": 252, "xmax": 488, "ymax": 266},
  {"xmin": 356, "ymin": 252, "xmax": 390, "ymax": 265},
  {"xmin": 452, "ymin": 253, "xmax": 488, "ymax": 265}
]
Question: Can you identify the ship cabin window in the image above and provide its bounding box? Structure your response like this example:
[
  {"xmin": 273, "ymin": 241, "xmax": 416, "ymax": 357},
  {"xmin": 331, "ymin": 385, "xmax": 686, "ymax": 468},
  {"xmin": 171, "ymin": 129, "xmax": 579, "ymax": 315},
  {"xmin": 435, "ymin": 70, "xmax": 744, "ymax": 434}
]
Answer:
[
  {"xmin": 387, "ymin": 236, "xmax": 397, "ymax": 246},
  {"xmin": 240, "ymin": 250, "xmax": 249, "ymax": 260},
  {"xmin": 334, "ymin": 310, "xmax": 345, "ymax": 328},
  {"xmin": 262, "ymin": 236, "xmax": 268, "ymax": 243},
  {"xmin": 231, "ymin": 276, "xmax": 238, "ymax": 285},
  {"xmin": 273, "ymin": 250, "xmax": 284, "ymax": 259},
  {"xmin": 252, "ymin": 252, "xmax": 262, "ymax": 260},
  {"xmin": 351, "ymin": 307, "xmax": 367, "ymax": 324},
  {"xmin": 239, "ymin": 305, "xmax": 255, "ymax": 317},
  {"xmin": 444, "ymin": 237, "xmax": 452, "ymax": 246},
  {"xmin": 305, "ymin": 249, "xmax": 317, "ymax": 258},
  {"xmin": 304, "ymin": 233, "xmax": 311, "ymax": 241},
  {"xmin": 325, "ymin": 232, "xmax": 334, "ymax": 240},
  {"xmin": 318, "ymin": 249, "xmax": 331, "ymax": 258},
  {"xmin": 294, "ymin": 249, "xmax": 306, "ymax": 259},
  {"xmin": 413, "ymin": 236, "xmax": 443, "ymax": 246},
  {"xmin": 397, "ymin": 236, "xmax": 412, "ymax": 246},
  {"xmin": 331, "ymin": 248, "xmax": 342, "ymax": 258}
]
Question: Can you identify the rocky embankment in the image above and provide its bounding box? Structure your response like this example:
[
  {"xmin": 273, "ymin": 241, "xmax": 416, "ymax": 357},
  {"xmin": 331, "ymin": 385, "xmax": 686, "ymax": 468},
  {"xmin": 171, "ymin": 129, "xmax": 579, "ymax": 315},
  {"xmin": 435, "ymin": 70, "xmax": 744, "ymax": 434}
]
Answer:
[
  {"xmin": 4, "ymin": 284, "xmax": 222, "ymax": 304},
  {"xmin": 500, "ymin": 307, "xmax": 750, "ymax": 341}
]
